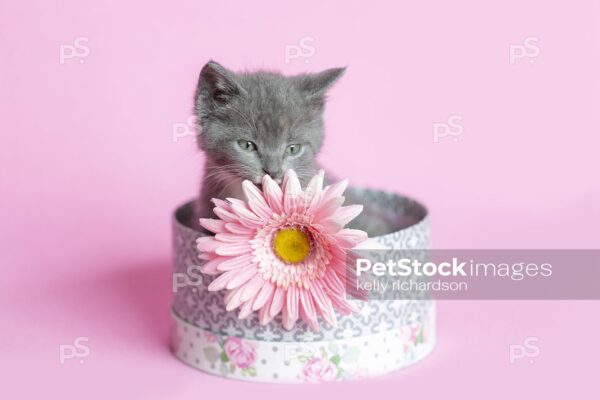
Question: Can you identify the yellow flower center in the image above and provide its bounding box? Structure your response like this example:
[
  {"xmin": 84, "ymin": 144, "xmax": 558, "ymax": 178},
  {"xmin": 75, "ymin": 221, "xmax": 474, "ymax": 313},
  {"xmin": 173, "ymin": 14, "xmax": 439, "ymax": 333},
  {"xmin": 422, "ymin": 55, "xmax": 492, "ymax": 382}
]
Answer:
[{"xmin": 273, "ymin": 227, "xmax": 311, "ymax": 264}]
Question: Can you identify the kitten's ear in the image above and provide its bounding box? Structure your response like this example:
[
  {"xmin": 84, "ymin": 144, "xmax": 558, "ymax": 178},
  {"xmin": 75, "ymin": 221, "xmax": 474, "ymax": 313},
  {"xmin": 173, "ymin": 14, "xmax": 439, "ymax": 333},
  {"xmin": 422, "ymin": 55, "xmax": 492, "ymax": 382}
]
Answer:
[
  {"xmin": 195, "ymin": 61, "xmax": 243, "ymax": 115},
  {"xmin": 294, "ymin": 67, "xmax": 346, "ymax": 105}
]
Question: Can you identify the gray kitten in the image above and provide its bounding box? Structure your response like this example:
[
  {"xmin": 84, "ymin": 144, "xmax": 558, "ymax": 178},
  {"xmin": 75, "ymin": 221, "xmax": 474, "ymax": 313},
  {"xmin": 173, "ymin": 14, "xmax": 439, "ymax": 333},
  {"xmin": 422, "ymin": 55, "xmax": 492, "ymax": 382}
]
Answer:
[{"xmin": 193, "ymin": 61, "xmax": 389, "ymax": 236}]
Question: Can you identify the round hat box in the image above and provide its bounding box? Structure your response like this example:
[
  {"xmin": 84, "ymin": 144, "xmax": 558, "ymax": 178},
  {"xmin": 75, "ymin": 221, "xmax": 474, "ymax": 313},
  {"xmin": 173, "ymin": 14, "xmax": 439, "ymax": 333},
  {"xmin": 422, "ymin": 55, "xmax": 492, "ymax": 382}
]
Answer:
[{"xmin": 170, "ymin": 187, "xmax": 435, "ymax": 383}]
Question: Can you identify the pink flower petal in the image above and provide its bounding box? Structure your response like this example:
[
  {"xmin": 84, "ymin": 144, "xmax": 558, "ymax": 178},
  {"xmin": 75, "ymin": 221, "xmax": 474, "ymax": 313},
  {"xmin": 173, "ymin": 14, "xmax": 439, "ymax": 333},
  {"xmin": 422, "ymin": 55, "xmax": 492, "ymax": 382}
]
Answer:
[
  {"xmin": 242, "ymin": 181, "xmax": 273, "ymax": 221},
  {"xmin": 269, "ymin": 286, "xmax": 285, "ymax": 318},
  {"xmin": 215, "ymin": 232, "xmax": 253, "ymax": 243},
  {"xmin": 323, "ymin": 204, "xmax": 363, "ymax": 227},
  {"xmin": 300, "ymin": 308, "xmax": 320, "ymax": 332},
  {"xmin": 321, "ymin": 178, "xmax": 348, "ymax": 203},
  {"xmin": 283, "ymin": 285, "xmax": 299, "ymax": 330},
  {"xmin": 315, "ymin": 219, "xmax": 342, "ymax": 234},
  {"xmin": 215, "ymin": 242, "xmax": 252, "ymax": 256},
  {"xmin": 322, "ymin": 269, "xmax": 345, "ymax": 295},
  {"xmin": 252, "ymin": 281, "xmax": 275, "ymax": 311},
  {"xmin": 211, "ymin": 198, "xmax": 233, "ymax": 212},
  {"xmin": 199, "ymin": 218, "xmax": 228, "ymax": 234},
  {"xmin": 196, "ymin": 236, "xmax": 221, "ymax": 253},
  {"xmin": 307, "ymin": 280, "xmax": 328, "ymax": 312},
  {"xmin": 259, "ymin": 303, "xmax": 276, "ymax": 325},
  {"xmin": 307, "ymin": 169, "xmax": 325, "ymax": 192},
  {"xmin": 242, "ymin": 180, "xmax": 266, "ymax": 204},
  {"xmin": 225, "ymin": 222, "xmax": 254, "ymax": 235},
  {"xmin": 225, "ymin": 286, "xmax": 244, "ymax": 311},
  {"xmin": 208, "ymin": 265, "xmax": 252, "ymax": 292},
  {"xmin": 281, "ymin": 169, "xmax": 290, "ymax": 188},
  {"xmin": 328, "ymin": 259, "xmax": 347, "ymax": 277},
  {"xmin": 329, "ymin": 244, "xmax": 352, "ymax": 263},
  {"xmin": 208, "ymin": 269, "xmax": 242, "ymax": 291},
  {"xmin": 304, "ymin": 170, "xmax": 324, "ymax": 213},
  {"xmin": 238, "ymin": 294, "xmax": 256, "ymax": 319},
  {"xmin": 314, "ymin": 196, "xmax": 345, "ymax": 221},
  {"xmin": 332, "ymin": 229, "xmax": 368, "ymax": 248},
  {"xmin": 283, "ymin": 170, "xmax": 302, "ymax": 214},
  {"xmin": 262, "ymin": 175, "xmax": 284, "ymax": 214},
  {"xmin": 213, "ymin": 206, "xmax": 238, "ymax": 223},
  {"xmin": 200, "ymin": 256, "xmax": 229, "ymax": 274},
  {"xmin": 240, "ymin": 274, "xmax": 266, "ymax": 302},
  {"xmin": 248, "ymin": 200, "xmax": 273, "ymax": 221},
  {"xmin": 226, "ymin": 197, "xmax": 246, "ymax": 208},
  {"xmin": 299, "ymin": 289, "xmax": 318, "ymax": 327},
  {"xmin": 282, "ymin": 305, "xmax": 294, "ymax": 331},
  {"xmin": 225, "ymin": 266, "xmax": 258, "ymax": 290},
  {"xmin": 198, "ymin": 251, "xmax": 218, "ymax": 260},
  {"xmin": 229, "ymin": 202, "xmax": 263, "ymax": 226},
  {"xmin": 310, "ymin": 281, "xmax": 337, "ymax": 327},
  {"xmin": 217, "ymin": 253, "xmax": 253, "ymax": 271}
]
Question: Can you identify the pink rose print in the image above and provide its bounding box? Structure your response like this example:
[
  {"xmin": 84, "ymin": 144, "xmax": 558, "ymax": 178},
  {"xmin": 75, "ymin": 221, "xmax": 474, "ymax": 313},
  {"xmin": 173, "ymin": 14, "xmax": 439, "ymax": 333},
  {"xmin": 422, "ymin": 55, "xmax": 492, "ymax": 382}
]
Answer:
[
  {"xmin": 408, "ymin": 323, "xmax": 421, "ymax": 341},
  {"xmin": 223, "ymin": 337, "xmax": 256, "ymax": 369},
  {"xmin": 301, "ymin": 357, "xmax": 338, "ymax": 383},
  {"xmin": 399, "ymin": 322, "xmax": 424, "ymax": 352},
  {"xmin": 399, "ymin": 322, "xmax": 421, "ymax": 341}
]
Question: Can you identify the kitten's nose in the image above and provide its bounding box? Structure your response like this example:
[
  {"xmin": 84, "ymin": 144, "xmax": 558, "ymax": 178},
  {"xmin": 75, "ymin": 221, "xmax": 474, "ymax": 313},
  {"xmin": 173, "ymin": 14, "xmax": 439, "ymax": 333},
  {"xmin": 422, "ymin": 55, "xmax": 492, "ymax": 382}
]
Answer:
[{"xmin": 262, "ymin": 168, "xmax": 282, "ymax": 180}]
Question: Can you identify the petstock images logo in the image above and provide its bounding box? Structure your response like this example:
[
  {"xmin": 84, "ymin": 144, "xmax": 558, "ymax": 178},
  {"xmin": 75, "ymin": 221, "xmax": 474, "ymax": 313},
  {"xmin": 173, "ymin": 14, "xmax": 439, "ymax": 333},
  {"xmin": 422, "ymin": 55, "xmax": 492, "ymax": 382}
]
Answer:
[{"xmin": 345, "ymin": 249, "xmax": 600, "ymax": 300}]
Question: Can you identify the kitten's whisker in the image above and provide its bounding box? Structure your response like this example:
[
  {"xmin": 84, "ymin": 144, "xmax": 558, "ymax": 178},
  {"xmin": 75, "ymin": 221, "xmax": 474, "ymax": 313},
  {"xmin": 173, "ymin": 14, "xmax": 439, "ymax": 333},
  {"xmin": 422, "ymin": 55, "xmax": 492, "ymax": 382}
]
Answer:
[{"xmin": 203, "ymin": 165, "xmax": 244, "ymax": 181}]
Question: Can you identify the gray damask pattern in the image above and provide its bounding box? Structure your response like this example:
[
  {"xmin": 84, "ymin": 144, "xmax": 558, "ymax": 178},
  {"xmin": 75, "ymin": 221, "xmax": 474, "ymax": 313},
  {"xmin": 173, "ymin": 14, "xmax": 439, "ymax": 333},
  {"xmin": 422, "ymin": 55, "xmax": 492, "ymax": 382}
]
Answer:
[{"xmin": 171, "ymin": 187, "xmax": 433, "ymax": 342}]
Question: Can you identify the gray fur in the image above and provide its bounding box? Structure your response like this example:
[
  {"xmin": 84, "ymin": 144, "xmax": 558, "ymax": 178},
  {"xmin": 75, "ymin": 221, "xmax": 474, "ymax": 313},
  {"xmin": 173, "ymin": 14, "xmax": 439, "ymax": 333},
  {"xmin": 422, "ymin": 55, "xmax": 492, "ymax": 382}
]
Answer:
[{"xmin": 194, "ymin": 61, "xmax": 343, "ymax": 215}]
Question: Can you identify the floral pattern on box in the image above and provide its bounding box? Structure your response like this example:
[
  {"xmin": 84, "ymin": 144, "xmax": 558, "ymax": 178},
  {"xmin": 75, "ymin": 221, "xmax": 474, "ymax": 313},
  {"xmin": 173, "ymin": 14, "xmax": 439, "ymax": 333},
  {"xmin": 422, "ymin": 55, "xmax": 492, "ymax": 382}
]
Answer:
[{"xmin": 171, "ymin": 304, "xmax": 435, "ymax": 383}]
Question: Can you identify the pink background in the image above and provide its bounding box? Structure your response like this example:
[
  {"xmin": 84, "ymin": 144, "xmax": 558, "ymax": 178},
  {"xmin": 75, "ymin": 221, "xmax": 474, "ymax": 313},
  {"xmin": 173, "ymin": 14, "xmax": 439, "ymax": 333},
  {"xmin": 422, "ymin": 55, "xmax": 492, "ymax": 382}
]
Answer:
[{"xmin": 1, "ymin": 0, "xmax": 599, "ymax": 398}]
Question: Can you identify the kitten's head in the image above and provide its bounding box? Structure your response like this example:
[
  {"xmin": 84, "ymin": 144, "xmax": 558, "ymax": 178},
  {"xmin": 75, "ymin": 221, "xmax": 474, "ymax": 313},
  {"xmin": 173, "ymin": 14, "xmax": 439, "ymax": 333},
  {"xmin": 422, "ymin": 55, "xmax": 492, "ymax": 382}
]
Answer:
[{"xmin": 195, "ymin": 61, "xmax": 345, "ymax": 185}]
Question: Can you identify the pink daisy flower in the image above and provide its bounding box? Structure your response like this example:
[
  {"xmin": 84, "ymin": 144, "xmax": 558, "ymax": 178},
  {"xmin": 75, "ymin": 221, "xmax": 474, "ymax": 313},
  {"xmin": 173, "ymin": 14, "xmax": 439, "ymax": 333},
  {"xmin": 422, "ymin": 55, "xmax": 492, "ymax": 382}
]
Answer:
[{"xmin": 196, "ymin": 169, "xmax": 368, "ymax": 331}]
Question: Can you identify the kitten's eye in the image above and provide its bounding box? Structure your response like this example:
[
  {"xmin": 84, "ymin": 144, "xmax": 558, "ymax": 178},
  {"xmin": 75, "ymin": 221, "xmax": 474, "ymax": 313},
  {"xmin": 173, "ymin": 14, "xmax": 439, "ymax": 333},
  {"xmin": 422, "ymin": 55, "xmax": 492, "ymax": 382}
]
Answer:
[
  {"xmin": 285, "ymin": 144, "xmax": 302, "ymax": 156},
  {"xmin": 237, "ymin": 140, "xmax": 257, "ymax": 152}
]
